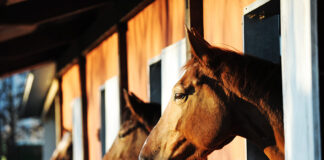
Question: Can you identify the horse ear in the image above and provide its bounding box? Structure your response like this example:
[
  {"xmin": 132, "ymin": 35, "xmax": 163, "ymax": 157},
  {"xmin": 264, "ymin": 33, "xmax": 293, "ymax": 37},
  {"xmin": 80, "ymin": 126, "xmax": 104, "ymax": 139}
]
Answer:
[
  {"xmin": 123, "ymin": 89, "xmax": 144, "ymax": 116},
  {"xmin": 186, "ymin": 27, "xmax": 214, "ymax": 66},
  {"xmin": 123, "ymin": 89, "xmax": 134, "ymax": 110}
]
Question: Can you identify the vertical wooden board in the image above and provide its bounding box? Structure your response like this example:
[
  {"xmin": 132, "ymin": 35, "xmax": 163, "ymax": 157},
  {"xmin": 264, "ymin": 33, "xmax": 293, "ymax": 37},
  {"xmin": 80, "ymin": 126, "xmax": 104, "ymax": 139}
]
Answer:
[
  {"xmin": 61, "ymin": 64, "xmax": 81, "ymax": 132},
  {"xmin": 203, "ymin": 0, "xmax": 255, "ymax": 160},
  {"xmin": 127, "ymin": 0, "xmax": 167, "ymax": 101},
  {"xmin": 127, "ymin": 0, "xmax": 185, "ymax": 101},
  {"xmin": 203, "ymin": 0, "xmax": 255, "ymax": 52},
  {"xmin": 167, "ymin": 0, "xmax": 186, "ymax": 44},
  {"xmin": 86, "ymin": 33, "xmax": 119, "ymax": 160}
]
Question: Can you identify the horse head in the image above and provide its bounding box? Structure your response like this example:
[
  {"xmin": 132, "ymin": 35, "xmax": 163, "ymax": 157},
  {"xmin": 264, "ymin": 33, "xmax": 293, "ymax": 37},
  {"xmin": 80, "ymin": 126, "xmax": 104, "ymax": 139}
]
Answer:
[
  {"xmin": 139, "ymin": 28, "xmax": 283, "ymax": 160},
  {"xmin": 103, "ymin": 90, "xmax": 160, "ymax": 160}
]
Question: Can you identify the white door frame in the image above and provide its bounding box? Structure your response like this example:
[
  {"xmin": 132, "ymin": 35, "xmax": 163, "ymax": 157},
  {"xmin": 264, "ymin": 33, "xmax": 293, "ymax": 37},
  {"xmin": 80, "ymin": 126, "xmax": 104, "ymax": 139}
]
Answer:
[{"xmin": 280, "ymin": 0, "xmax": 321, "ymax": 159}]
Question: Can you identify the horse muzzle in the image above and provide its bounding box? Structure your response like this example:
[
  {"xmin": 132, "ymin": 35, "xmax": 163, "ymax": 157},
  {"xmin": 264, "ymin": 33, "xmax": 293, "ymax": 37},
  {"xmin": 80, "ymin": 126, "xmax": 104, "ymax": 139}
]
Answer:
[{"xmin": 138, "ymin": 155, "xmax": 149, "ymax": 160}]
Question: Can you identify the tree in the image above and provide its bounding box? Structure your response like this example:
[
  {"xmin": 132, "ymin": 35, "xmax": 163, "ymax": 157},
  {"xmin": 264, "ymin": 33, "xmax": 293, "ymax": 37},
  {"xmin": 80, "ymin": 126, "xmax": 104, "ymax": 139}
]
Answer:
[{"xmin": 0, "ymin": 72, "xmax": 27, "ymax": 159}]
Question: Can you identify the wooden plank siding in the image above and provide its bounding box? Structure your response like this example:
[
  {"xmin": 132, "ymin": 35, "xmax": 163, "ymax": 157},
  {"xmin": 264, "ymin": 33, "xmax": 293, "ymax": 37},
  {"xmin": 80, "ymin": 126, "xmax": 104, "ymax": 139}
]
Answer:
[
  {"xmin": 61, "ymin": 64, "xmax": 82, "ymax": 132},
  {"xmin": 85, "ymin": 33, "xmax": 119, "ymax": 160},
  {"xmin": 203, "ymin": 0, "xmax": 256, "ymax": 159},
  {"xmin": 126, "ymin": 0, "xmax": 185, "ymax": 101}
]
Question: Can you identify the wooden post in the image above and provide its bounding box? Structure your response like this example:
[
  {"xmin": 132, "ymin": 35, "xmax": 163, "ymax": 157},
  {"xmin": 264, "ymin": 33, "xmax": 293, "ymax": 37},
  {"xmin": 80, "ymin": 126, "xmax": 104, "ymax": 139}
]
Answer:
[
  {"xmin": 117, "ymin": 22, "xmax": 129, "ymax": 123},
  {"xmin": 281, "ymin": 0, "xmax": 321, "ymax": 159},
  {"xmin": 186, "ymin": 0, "xmax": 204, "ymax": 36},
  {"xmin": 58, "ymin": 77, "xmax": 64, "ymax": 139},
  {"xmin": 185, "ymin": 0, "xmax": 204, "ymax": 60},
  {"xmin": 78, "ymin": 56, "xmax": 89, "ymax": 160}
]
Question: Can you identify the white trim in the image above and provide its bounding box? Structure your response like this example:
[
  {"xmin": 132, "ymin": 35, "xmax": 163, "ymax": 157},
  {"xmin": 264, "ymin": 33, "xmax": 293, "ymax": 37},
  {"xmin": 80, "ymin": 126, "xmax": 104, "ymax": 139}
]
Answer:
[
  {"xmin": 42, "ymin": 79, "xmax": 59, "ymax": 118},
  {"xmin": 103, "ymin": 76, "xmax": 120, "ymax": 152},
  {"xmin": 161, "ymin": 38, "xmax": 187, "ymax": 113},
  {"xmin": 72, "ymin": 97, "xmax": 84, "ymax": 160},
  {"xmin": 148, "ymin": 54, "xmax": 162, "ymax": 66},
  {"xmin": 22, "ymin": 72, "xmax": 34, "ymax": 107},
  {"xmin": 243, "ymin": 0, "xmax": 270, "ymax": 14},
  {"xmin": 281, "ymin": 0, "xmax": 321, "ymax": 159}
]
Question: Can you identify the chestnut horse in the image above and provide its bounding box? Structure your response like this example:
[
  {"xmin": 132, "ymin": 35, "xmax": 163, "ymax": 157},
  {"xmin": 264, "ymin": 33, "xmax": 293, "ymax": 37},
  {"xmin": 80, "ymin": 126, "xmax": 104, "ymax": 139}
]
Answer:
[
  {"xmin": 139, "ymin": 28, "xmax": 284, "ymax": 160},
  {"xmin": 103, "ymin": 90, "xmax": 160, "ymax": 160}
]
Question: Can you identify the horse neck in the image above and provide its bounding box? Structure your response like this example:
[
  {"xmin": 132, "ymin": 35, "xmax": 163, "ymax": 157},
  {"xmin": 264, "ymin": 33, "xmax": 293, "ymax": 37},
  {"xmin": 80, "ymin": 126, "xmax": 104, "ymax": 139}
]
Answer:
[
  {"xmin": 217, "ymin": 55, "xmax": 283, "ymax": 131},
  {"xmin": 217, "ymin": 56, "xmax": 285, "ymax": 155}
]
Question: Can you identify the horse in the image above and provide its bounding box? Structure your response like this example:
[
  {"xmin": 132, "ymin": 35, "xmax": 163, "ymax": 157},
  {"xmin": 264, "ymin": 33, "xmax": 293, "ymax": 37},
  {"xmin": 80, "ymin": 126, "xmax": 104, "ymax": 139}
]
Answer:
[
  {"xmin": 139, "ymin": 28, "xmax": 284, "ymax": 160},
  {"xmin": 103, "ymin": 89, "xmax": 161, "ymax": 160}
]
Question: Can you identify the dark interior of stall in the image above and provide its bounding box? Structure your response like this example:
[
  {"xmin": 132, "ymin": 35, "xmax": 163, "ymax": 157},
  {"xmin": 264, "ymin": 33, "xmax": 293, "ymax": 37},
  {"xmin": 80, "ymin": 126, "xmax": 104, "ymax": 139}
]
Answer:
[{"xmin": 244, "ymin": 0, "xmax": 280, "ymax": 159}]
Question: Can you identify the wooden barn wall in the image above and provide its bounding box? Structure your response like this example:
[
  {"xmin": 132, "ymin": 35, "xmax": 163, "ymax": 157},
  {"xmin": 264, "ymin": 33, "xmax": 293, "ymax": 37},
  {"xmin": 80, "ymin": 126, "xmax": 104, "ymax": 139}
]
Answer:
[
  {"xmin": 203, "ymin": 0, "xmax": 255, "ymax": 160},
  {"xmin": 86, "ymin": 33, "xmax": 119, "ymax": 160},
  {"xmin": 127, "ymin": 0, "xmax": 185, "ymax": 101},
  {"xmin": 61, "ymin": 64, "xmax": 82, "ymax": 132}
]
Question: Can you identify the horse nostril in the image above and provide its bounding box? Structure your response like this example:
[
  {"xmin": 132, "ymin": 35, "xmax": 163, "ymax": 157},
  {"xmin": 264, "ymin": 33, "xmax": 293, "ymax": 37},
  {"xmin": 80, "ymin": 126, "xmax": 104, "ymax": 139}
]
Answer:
[{"xmin": 138, "ymin": 155, "xmax": 149, "ymax": 160}]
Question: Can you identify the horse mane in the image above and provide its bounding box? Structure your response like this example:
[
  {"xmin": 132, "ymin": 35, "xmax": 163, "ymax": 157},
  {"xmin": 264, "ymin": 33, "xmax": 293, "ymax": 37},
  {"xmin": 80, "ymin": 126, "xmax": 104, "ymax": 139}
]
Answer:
[{"xmin": 183, "ymin": 47, "xmax": 283, "ymax": 130}]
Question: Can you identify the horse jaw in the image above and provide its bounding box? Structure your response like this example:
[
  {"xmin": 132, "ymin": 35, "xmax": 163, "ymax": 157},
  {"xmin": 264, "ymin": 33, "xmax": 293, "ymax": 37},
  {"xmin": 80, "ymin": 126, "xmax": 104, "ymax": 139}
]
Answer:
[
  {"xmin": 139, "ymin": 83, "xmax": 230, "ymax": 160},
  {"xmin": 139, "ymin": 100, "xmax": 207, "ymax": 160}
]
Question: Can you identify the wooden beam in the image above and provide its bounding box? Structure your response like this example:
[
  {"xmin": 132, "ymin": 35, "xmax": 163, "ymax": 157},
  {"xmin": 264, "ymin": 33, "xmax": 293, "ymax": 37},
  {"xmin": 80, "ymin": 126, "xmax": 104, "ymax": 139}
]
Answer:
[
  {"xmin": 42, "ymin": 79, "xmax": 59, "ymax": 119},
  {"xmin": 78, "ymin": 56, "xmax": 89, "ymax": 160},
  {"xmin": 56, "ymin": 0, "xmax": 148, "ymax": 76},
  {"xmin": 0, "ymin": 0, "xmax": 113, "ymax": 25},
  {"xmin": 120, "ymin": 0, "xmax": 154, "ymax": 22},
  {"xmin": 54, "ymin": 95, "xmax": 62, "ymax": 145},
  {"xmin": 56, "ymin": 4, "xmax": 118, "ymax": 76},
  {"xmin": 58, "ymin": 77, "xmax": 64, "ymax": 139},
  {"xmin": 117, "ymin": 23, "xmax": 129, "ymax": 123},
  {"xmin": 0, "ymin": 45, "xmax": 67, "ymax": 78},
  {"xmin": 0, "ymin": 13, "xmax": 94, "ymax": 56}
]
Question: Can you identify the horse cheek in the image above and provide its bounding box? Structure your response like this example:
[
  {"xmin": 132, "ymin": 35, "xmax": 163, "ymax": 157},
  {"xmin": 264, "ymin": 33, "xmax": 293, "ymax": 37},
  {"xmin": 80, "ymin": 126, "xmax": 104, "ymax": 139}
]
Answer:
[{"xmin": 179, "ymin": 107, "xmax": 218, "ymax": 149}]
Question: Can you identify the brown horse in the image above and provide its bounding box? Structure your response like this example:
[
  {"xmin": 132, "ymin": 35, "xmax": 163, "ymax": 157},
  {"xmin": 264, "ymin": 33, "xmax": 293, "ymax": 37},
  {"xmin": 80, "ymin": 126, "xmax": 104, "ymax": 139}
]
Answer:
[
  {"xmin": 139, "ymin": 28, "xmax": 284, "ymax": 160},
  {"xmin": 103, "ymin": 90, "xmax": 160, "ymax": 160}
]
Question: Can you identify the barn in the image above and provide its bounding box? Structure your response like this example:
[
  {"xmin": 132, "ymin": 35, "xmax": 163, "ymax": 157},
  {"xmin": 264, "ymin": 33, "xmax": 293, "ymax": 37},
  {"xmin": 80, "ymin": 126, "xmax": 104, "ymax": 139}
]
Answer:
[{"xmin": 0, "ymin": 0, "xmax": 322, "ymax": 160}]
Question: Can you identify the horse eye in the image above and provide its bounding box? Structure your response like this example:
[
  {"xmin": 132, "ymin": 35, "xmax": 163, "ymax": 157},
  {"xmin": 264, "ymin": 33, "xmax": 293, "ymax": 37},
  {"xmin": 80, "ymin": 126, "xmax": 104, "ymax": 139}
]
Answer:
[{"xmin": 174, "ymin": 93, "xmax": 187, "ymax": 100}]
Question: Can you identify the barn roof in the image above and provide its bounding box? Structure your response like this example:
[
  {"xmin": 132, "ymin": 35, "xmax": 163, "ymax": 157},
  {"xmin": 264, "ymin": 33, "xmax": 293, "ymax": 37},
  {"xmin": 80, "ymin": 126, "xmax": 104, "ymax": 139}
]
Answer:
[
  {"xmin": 0, "ymin": 0, "xmax": 152, "ymax": 117},
  {"xmin": 0, "ymin": 0, "xmax": 152, "ymax": 77}
]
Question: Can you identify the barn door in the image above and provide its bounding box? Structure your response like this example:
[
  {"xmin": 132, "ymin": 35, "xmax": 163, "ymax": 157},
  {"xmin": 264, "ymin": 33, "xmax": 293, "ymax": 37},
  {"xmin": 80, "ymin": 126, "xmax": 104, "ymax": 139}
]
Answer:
[{"xmin": 243, "ymin": 0, "xmax": 280, "ymax": 159}]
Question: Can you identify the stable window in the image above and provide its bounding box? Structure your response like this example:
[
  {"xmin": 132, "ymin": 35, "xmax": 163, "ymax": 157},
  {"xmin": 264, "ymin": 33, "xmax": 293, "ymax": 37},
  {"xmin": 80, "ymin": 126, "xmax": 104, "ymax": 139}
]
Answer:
[
  {"xmin": 148, "ymin": 57, "xmax": 162, "ymax": 106},
  {"xmin": 99, "ymin": 76, "xmax": 120, "ymax": 157},
  {"xmin": 243, "ymin": 0, "xmax": 280, "ymax": 159}
]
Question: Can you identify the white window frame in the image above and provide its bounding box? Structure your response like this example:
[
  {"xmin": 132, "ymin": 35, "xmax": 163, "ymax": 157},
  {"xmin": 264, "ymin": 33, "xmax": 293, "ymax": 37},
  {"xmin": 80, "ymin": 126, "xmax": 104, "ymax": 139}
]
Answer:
[
  {"xmin": 281, "ymin": 0, "xmax": 321, "ymax": 159},
  {"xmin": 72, "ymin": 97, "xmax": 84, "ymax": 160},
  {"xmin": 161, "ymin": 38, "xmax": 187, "ymax": 113},
  {"xmin": 99, "ymin": 76, "xmax": 121, "ymax": 153}
]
